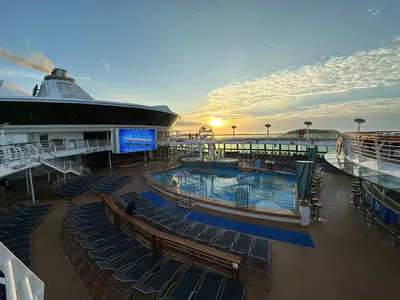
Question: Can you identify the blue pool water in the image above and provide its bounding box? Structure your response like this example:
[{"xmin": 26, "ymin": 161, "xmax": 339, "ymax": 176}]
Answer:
[{"xmin": 153, "ymin": 168, "xmax": 296, "ymax": 210}]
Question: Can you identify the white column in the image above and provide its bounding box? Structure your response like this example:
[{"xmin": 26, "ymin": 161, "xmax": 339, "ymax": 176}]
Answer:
[
  {"xmin": 25, "ymin": 169, "xmax": 30, "ymax": 195},
  {"xmin": 199, "ymin": 144, "xmax": 203, "ymax": 161},
  {"xmin": 28, "ymin": 168, "xmax": 35, "ymax": 203},
  {"xmin": 209, "ymin": 144, "xmax": 215, "ymax": 162},
  {"xmin": 0, "ymin": 128, "xmax": 4, "ymax": 146},
  {"xmin": 108, "ymin": 151, "xmax": 112, "ymax": 169}
]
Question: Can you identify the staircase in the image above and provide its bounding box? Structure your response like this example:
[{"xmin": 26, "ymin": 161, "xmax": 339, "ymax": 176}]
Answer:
[{"xmin": 0, "ymin": 143, "xmax": 85, "ymax": 179}]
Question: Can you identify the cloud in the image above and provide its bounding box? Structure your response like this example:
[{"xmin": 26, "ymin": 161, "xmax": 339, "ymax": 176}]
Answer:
[
  {"xmin": 256, "ymin": 98, "xmax": 400, "ymax": 120},
  {"xmin": 76, "ymin": 76, "xmax": 91, "ymax": 80},
  {"xmin": 101, "ymin": 59, "xmax": 111, "ymax": 71},
  {"xmin": 270, "ymin": 42, "xmax": 276, "ymax": 47},
  {"xmin": 0, "ymin": 80, "xmax": 29, "ymax": 96},
  {"xmin": 0, "ymin": 48, "xmax": 54, "ymax": 73},
  {"xmin": 368, "ymin": 7, "xmax": 380, "ymax": 17},
  {"xmin": 185, "ymin": 36, "xmax": 400, "ymax": 123},
  {"xmin": 26, "ymin": 38, "xmax": 32, "ymax": 44}
]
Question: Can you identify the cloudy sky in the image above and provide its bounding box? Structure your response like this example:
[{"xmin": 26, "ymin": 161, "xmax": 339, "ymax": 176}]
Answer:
[{"xmin": 1, "ymin": 0, "xmax": 400, "ymax": 133}]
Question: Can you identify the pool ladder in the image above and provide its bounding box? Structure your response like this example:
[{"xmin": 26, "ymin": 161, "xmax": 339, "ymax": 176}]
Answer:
[{"xmin": 174, "ymin": 183, "xmax": 196, "ymax": 209}]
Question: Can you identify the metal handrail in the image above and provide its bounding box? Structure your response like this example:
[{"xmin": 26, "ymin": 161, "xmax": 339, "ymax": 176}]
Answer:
[
  {"xmin": 339, "ymin": 133, "xmax": 400, "ymax": 168},
  {"xmin": 160, "ymin": 132, "xmax": 338, "ymax": 141},
  {"xmin": 0, "ymin": 242, "xmax": 44, "ymax": 300}
]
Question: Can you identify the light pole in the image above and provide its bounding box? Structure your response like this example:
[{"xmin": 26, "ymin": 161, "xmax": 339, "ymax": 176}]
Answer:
[
  {"xmin": 265, "ymin": 124, "xmax": 271, "ymax": 138},
  {"xmin": 354, "ymin": 118, "xmax": 365, "ymax": 133},
  {"xmin": 231, "ymin": 125, "xmax": 237, "ymax": 138},
  {"xmin": 304, "ymin": 121, "xmax": 312, "ymax": 141}
]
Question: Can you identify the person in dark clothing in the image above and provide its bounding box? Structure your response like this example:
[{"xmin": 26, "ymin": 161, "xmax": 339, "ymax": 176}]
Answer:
[{"xmin": 126, "ymin": 200, "xmax": 136, "ymax": 216}]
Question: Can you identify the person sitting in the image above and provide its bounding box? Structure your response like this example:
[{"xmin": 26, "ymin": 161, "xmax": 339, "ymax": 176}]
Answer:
[{"xmin": 126, "ymin": 200, "xmax": 136, "ymax": 216}]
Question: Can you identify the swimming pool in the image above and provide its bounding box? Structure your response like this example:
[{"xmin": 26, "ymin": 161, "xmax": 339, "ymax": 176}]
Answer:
[{"xmin": 152, "ymin": 168, "xmax": 296, "ymax": 210}]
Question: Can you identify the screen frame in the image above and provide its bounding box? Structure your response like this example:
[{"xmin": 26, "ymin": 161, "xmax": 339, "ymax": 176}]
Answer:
[{"xmin": 111, "ymin": 128, "xmax": 157, "ymax": 154}]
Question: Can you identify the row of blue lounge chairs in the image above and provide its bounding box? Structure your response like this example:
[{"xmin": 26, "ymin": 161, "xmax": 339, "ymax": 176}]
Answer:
[
  {"xmin": 52, "ymin": 173, "xmax": 105, "ymax": 197},
  {"xmin": 90, "ymin": 173, "xmax": 132, "ymax": 194},
  {"xmin": 114, "ymin": 192, "xmax": 271, "ymax": 274},
  {"xmin": 62, "ymin": 201, "xmax": 246, "ymax": 300},
  {"xmin": 0, "ymin": 202, "xmax": 53, "ymax": 299}
]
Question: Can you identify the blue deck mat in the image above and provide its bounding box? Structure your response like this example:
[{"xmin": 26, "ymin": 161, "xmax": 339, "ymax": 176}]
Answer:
[
  {"xmin": 187, "ymin": 211, "xmax": 314, "ymax": 248},
  {"xmin": 142, "ymin": 191, "xmax": 314, "ymax": 248},
  {"xmin": 141, "ymin": 191, "xmax": 189, "ymax": 216}
]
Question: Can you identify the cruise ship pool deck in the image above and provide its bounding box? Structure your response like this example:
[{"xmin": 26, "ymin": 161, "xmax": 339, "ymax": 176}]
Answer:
[{"xmin": 1, "ymin": 165, "xmax": 400, "ymax": 300}]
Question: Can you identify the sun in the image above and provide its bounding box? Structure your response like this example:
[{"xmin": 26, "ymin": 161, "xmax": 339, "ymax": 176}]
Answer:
[{"xmin": 209, "ymin": 116, "xmax": 227, "ymax": 127}]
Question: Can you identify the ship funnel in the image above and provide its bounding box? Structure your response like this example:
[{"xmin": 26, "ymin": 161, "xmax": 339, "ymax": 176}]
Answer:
[{"xmin": 53, "ymin": 68, "xmax": 68, "ymax": 77}]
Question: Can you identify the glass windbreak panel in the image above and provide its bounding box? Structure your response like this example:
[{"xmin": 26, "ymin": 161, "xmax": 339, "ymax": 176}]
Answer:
[{"xmin": 281, "ymin": 145, "xmax": 289, "ymax": 151}]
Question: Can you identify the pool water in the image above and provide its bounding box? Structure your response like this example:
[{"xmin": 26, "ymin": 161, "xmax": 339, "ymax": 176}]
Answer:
[{"xmin": 152, "ymin": 168, "xmax": 296, "ymax": 210}]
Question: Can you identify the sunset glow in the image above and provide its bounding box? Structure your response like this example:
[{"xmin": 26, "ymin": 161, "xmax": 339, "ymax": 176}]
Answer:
[{"xmin": 209, "ymin": 116, "xmax": 227, "ymax": 127}]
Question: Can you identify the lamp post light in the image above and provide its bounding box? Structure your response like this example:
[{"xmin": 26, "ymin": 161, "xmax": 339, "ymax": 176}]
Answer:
[
  {"xmin": 231, "ymin": 125, "xmax": 237, "ymax": 138},
  {"xmin": 304, "ymin": 121, "xmax": 312, "ymax": 141},
  {"xmin": 354, "ymin": 118, "xmax": 365, "ymax": 133},
  {"xmin": 265, "ymin": 124, "xmax": 271, "ymax": 138}
]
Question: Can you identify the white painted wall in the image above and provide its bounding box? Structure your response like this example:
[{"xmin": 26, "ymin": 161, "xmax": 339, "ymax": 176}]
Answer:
[
  {"xmin": 24, "ymin": 132, "xmax": 85, "ymax": 143},
  {"xmin": 47, "ymin": 132, "xmax": 84, "ymax": 140},
  {"xmin": 3, "ymin": 133, "xmax": 28, "ymax": 144}
]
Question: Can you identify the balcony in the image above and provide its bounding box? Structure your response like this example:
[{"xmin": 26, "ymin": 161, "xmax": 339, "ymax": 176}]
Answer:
[{"xmin": 0, "ymin": 139, "xmax": 111, "ymax": 179}]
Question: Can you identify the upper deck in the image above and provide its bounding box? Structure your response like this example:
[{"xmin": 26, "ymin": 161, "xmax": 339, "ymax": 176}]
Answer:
[{"xmin": 326, "ymin": 131, "xmax": 400, "ymax": 192}]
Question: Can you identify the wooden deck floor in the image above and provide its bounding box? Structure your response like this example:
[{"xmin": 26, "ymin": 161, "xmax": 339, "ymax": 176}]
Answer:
[
  {"xmin": 30, "ymin": 199, "xmax": 94, "ymax": 300},
  {"xmin": 2, "ymin": 166, "xmax": 400, "ymax": 300}
]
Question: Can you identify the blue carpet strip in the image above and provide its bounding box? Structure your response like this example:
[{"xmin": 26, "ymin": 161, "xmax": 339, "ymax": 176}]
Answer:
[
  {"xmin": 141, "ymin": 191, "xmax": 314, "ymax": 248},
  {"xmin": 141, "ymin": 191, "xmax": 189, "ymax": 216}
]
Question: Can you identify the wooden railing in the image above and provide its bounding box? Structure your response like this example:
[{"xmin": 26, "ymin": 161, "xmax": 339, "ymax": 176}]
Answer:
[{"xmin": 100, "ymin": 193, "xmax": 241, "ymax": 279}]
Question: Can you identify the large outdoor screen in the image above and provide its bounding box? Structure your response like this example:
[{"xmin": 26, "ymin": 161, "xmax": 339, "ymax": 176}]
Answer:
[{"xmin": 112, "ymin": 128, "xmax": 157, "ymax": 154}]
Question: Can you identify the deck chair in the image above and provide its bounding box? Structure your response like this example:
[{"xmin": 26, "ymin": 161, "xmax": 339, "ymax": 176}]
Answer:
[
  {"xmin": 181, "ymin": 223, "xmax": 208, "ymax": 240},
  {"xmin": 214, "ymin": 230, "xmax": 238, "ymax": 252},
  {"xmin": 196, "ymin": 226, "xmax": 220, "ymax": 245},
  {"xmin": 104, "ymin": 253, "xmax": 164, "ymax": 299},
  {"xmin": 131, "ymin": 259, "xmax": 182, "ymax": 298},
  {"xmin": 167, "ymin": 219, "xmax": 195, "ymax": 234},
  {"xmin": 220, "ymin": 278, "xmax": 245, "ymax": 300},
  {"xmin": 193, "ymin": 272, "xmax": 224, "ymax": 300},
  {"xmin": 159, "ymin": 266, "xmax": 203, "ymax": 300},
  {"xmin": 231, "ymin": 234, "xmax": 253, "ymax": 259},
  {"xmin": 250, "ymin": 238, "xmax": 272, "ymax": 274}
]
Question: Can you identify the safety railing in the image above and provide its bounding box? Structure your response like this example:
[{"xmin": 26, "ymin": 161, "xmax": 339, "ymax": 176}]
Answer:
[
  {"xmin": 161, "ymin": 132, "xmax": 338, "ymax": 141},
  {"xmin": 364, "ymin": 181, "xmax": 400, "ymax": 211},
  {"xmin": 1, "ymin": 139, "xmax": 110, "ymax": 164},
  {"xmin": 0, "ymin": 242, "xmax": 44, "ymax": 300},
  {"xmin": 339, "ymin": 132, "xmax": 400, "ymax": 169}
]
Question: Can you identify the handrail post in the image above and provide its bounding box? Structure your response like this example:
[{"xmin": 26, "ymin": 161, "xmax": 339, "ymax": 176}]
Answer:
[
  {"xmin": 4, "ymin": 259, "xmax": 18, "ymax": 300},
  {"xmin": 86, "ymin": 140, "xmax": 90, "ymax": 149},
  {"xmin": 96, "ymin": 139, "xmax": 99, "ymax": 147},
  {"xmin": 22, "ymin": 277, "xmax": 34, "ymax": 300}
]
